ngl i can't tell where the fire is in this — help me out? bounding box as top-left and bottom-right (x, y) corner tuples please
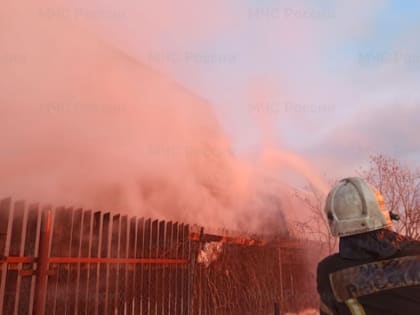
(197, 242), (224, 267)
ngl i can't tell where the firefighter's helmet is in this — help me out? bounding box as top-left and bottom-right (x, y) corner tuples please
(324, 177), (392, 237)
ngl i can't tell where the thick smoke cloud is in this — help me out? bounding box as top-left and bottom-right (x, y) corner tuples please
(0, 1), (328, 233)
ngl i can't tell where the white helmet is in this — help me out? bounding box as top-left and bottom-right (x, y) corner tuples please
(324, 177), (392, 237)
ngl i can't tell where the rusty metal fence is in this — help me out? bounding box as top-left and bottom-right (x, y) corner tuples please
(0, 198), (319, 314)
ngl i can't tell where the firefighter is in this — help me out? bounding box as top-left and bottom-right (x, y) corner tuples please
(317, 177), (420, 315)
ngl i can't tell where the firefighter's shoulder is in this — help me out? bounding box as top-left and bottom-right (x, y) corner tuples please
(317, 253), (347, 276)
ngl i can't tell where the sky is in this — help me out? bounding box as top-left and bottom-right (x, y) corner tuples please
(1, 0), (419, 230)
(71, 0), (420, 174)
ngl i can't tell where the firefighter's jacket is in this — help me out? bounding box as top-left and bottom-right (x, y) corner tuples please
(317, 229), (420, 315)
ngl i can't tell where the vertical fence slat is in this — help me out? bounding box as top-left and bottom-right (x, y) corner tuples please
(18, 203), (40, 315)
(7, 201), (25, 257)
(66, 208), (80, 313)
(0, 198), (12, 315)
(142, 219), (151, 314)
(177, 222), (183, 315)
(192, 237), (203, 315)
(98, 212), (111, 315)
(134, 218), (144, 314)
(67, 208), (83, 314)
(170, 222), (178, 314)
(0, 200), (12, 257)
(56, 207), (74, 314)
(157, 220), (165, 315)
(7, 201), (25, 315)
(77, 210), (92, 315)
(196, 257), (202, 315)
(163, 221), (172, 315)
(126, 217), (137, 314)
(33, 207), (52, 315)
(88, 211), (101, 315)
(150, 219), (158, 315)
(13, 201), (27, 315)
(182, 224), (190, 315)
(47, 207), (72, 314)
(39, 206), (54, 313)
(108, 214), (120, 314)
(3, 200), (25, 314)
(118, 215), (128, 314)
(176, 223), (183, 315)
(46, 207), (62, 314)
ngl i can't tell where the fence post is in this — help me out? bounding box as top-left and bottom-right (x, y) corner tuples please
(33, 209), (51, 315)
(188, 227), (203, 315)
(278, 247), (284, 312)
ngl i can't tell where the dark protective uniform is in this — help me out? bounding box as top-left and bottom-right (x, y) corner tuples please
(317, 229), (420, 315)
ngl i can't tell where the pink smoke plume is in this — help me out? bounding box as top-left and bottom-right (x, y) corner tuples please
(0, 1), (328, 233)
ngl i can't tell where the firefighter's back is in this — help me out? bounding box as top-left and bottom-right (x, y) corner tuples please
(317, 236), (420, 315)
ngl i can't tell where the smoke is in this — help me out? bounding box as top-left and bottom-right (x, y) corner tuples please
(0, 0), (328, 233)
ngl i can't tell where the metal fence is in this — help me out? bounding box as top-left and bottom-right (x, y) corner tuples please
(0, 198), (319, 315)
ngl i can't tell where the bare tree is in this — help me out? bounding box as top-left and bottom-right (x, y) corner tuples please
(360, 154), (420, 240)
(293, 183), (338, 254)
